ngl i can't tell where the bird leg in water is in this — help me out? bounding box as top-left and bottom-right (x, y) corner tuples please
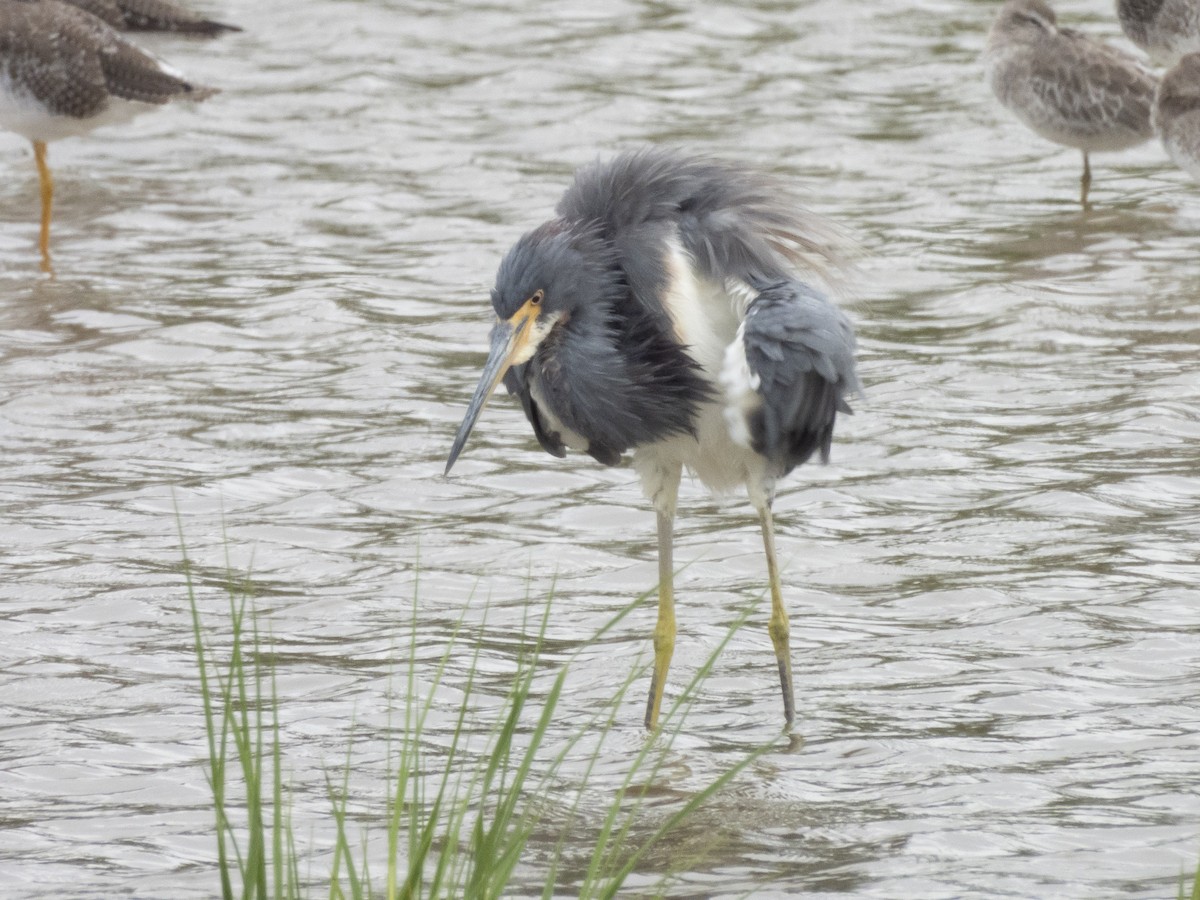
(33, 140), (54, 274)
(758, 502), (796, 727)
(1080, 151), (1092, 209)
(644, 507), (676, 730)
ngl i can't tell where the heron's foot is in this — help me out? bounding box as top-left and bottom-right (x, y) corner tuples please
(644, 624), (675, 730)
(768, 612), (794, 728)
(644, 672), (663, 730)
(777, 655), (795, 728)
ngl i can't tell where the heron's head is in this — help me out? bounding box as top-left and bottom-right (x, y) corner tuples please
(444, 221), (619, 474)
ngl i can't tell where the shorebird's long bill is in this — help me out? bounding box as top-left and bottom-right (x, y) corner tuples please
(444, 317), (528, 474)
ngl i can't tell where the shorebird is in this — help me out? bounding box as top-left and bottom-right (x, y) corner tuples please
(0, 0), (218, 272)
(1118, 0), (1200, 67)
(60, 0), (239, 36)
(1154, 52), (1200, 178)
(984, 0), (1158, 206)
(444, 149), (861, 730)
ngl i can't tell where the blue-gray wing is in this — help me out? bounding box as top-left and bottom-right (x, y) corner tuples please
(503, 364), (567, 459)
(558, 148), (843, 290)
(731, 281), (860, 478)
(525, 300), (712, 467)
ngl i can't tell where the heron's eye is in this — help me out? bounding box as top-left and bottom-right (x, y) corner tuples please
(530, 290), (544, 306)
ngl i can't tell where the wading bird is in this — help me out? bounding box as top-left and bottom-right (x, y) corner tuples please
(1154, 52), (1200, 179)
(444, 149), (861, 730)
(1118, 0), (1200, 68)
(0, 0), (217, 272)
(59, 0), (239, 35)
(983, 0), (1157, 207)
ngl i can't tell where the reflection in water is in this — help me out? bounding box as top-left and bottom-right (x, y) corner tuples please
(0, 0), (1198, 897)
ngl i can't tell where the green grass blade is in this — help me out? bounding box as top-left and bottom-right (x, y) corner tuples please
(179, 515), (236, 900)
(1181, 850), (1200, 900)
(184, 531), (766, 900)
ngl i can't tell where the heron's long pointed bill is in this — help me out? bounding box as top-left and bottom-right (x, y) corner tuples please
(444, 317), (527, 474)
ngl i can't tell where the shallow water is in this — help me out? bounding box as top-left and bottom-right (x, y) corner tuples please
(1, 0), (1198, 896)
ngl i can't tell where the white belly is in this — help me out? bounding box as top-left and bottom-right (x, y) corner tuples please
(637, 398), (767, 495)
(632, 240), (769, 503)
(0, 73), (148, 143)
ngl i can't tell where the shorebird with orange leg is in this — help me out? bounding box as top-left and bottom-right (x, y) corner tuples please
(0, 0), (219, 272)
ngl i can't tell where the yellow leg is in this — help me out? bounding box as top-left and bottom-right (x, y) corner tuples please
(1080, 151), (1092, 210)
(644, 508), (676, 730)
(758, 503), (795, 727)
(33, 140), (54, 274)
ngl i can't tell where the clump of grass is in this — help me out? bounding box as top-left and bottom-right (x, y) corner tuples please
(182, 538), (775, 899)
(1182, 852), (1200, 900)
(183, 541), (298, 899)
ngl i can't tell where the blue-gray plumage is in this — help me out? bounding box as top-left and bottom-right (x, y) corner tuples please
(445, 148), (861, 730)
(492, 220), (711, 465)
(742, 281), (858, 478)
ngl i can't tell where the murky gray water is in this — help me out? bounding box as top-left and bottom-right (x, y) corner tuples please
(1, 0), (1198, 896)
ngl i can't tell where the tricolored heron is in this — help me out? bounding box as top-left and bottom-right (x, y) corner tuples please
(445, 148), (861, 730)
(983, 0), (1156, 208)
(0, 0), (219, 272)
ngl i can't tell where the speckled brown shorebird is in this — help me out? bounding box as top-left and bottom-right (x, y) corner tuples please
(983, 0), (1158, 206)
(0, 0), (218, 272)
(1118, 0), (1200, 68)
(1154, 52), (1200, 178)
(59, 0), (239, 36)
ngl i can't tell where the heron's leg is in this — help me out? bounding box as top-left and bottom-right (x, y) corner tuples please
(1080, 151), (1092, 209)
(757, 500), (795, 727)
(33, 140), (53, 274)
(641, 459), (681, 731)
(644, 508), (676, 730)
